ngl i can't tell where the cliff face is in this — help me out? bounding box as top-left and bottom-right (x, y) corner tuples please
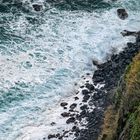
(98, 52), (140, 140)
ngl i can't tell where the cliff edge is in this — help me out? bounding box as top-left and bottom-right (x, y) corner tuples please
(98, 51), (140, 140)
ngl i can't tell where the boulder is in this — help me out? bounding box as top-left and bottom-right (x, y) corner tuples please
(117, 8), (128, 20)
(32, 4), (42, 11)
(60, 102), (68, 107)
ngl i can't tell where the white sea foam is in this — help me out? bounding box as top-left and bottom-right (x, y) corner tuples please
(0, 0), (140, 139)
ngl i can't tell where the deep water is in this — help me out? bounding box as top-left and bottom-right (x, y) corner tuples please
(0, 0), (140, 139)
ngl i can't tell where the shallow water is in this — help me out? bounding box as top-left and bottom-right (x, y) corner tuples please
(0, 0), (140, 139)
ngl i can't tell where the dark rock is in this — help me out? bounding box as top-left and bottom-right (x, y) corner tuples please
(56, 133), (60, 137)
(70, 113), (76, 117)
(32, 4), (42, 11)
(74, 96), (79, 100)
(117, 8), (128, 20)
(121, 30), (137, 37)
(60, 102), (68, 107)
(70, 103), (77, 110)
(85, 83), (95, 91)
(58, 131), (69, 139)
(76, 91), (79, 94)
(80, 105), (88, 110)
(48, 134), (56, 139)
(86, 73), (90, 75)
(69, 109), (74, 112)
(92, 59), (101, 68)
(80, 110), (87, 118)
(74, 132), (79, 137)
(72, 126), (77, 130)
(82, 89), (89, 95)
(93, 90), (105, 100)
(61, 112), (70, 117)
(93, 76), (104, 83)
(82, 94), (90, 102)
(66, 117), (75, 124)
(50, 122), (56, 126)
(88, 101), (94, 106)
(80, 85), (84, 88)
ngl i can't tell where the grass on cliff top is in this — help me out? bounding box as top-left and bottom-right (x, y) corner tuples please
(98, 52), (140, 140)
(125, 52), (140, 140)
(125, 52), (140, 97)
(128, 105), (140, 140)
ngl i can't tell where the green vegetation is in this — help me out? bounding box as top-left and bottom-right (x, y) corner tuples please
(98, 52), (140, 140)
(124, 53), (140, 140)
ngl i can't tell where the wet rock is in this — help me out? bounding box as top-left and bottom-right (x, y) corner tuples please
(60, 102), (68, 107)
(48, 134), (56, 139)
(74, 96), (79, 100)
(93, 76), (104, 83)
(70, 103), (77, 110)
(82, 89), (89, 95)
(72, 126), (80, 134)
(79, 110), (87, 118)
(93, 90), (104, 100)
(74, 132), (79, 137)
(70, 113), (76, 117)
(121, 30), (137, 37)
(80, 105), (88, 110)
(76, 91), (79, 94)
(69, 109), (74, 112)
(72, 126), (77, 130)
(92, 59), (101, 68)
(61, 112), (70, 117)
(88, 101), (94, 106)
(50, 122), (56, 126)
(66, 117), (75, 124)
(56, 133), (60, 138)
(85, 83), (95, 91)
(117, 8), (128, 20)
(58, 131), (69, 139)
(82, 94), (90, 102)
(80, 85), (84, 88)
(32, 4), (42, 11)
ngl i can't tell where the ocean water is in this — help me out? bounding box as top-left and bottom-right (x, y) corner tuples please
(0, 0), (140, 139)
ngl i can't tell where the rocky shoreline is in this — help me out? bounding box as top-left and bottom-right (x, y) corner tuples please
(98, 35), (140, 140)
(47, 31), (140, 140)
(43, 6), (140, 139)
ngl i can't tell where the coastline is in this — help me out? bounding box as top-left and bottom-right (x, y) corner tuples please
(98, 37), (140, 140)
(0, 1), (140, 139)
(47, 32), (140, 140)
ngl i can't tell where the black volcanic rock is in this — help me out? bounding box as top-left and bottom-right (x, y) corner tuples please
(117, 8), (128, 20)
(48, 134), (56, 139)
(32, 4), (42, 11)
(61, 112), (70, 117)
(82, 89), (89, 95)
(70, 103), (77, 110)
(82, 94), (90, 102)
(60, 102), (68, 107)
(85, 83), (95, 91)
(66, 117), (75, 124)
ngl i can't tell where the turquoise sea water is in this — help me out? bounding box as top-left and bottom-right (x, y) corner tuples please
(0, 0), (140, 139)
